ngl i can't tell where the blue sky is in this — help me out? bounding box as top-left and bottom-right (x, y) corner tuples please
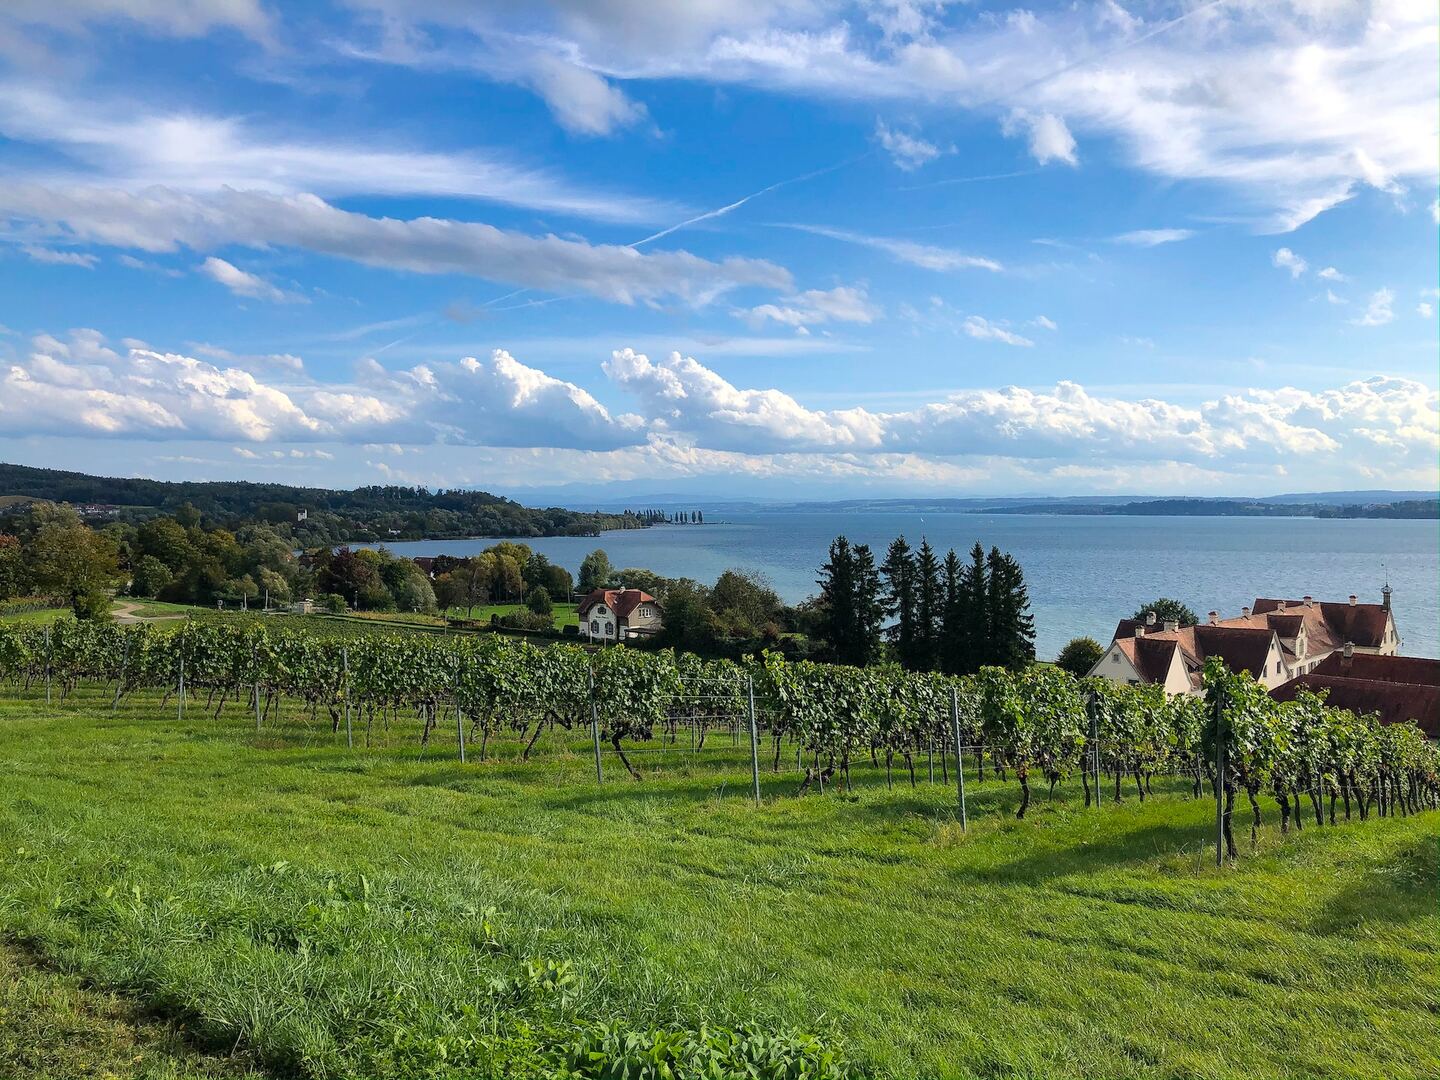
(0, 0), (1435, 500)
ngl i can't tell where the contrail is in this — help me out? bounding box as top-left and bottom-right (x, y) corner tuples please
(899, 168), (1041, 192)
(631, 155), (867, 248)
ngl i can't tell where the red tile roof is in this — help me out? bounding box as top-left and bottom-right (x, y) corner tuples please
(578, 588), (658, 619)
(1311, 652), (1440, 685)
(1272, 675), (1440, 739)
(1251, 598), (1390, 649)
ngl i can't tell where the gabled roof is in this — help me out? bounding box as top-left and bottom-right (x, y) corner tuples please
(577, 588), (658, 619)
(1311, 652), (1440, 685)
(1113, 635), (1183, 684)
(1272, 675), (1440, 739)
(1251, 598), (1389, 649)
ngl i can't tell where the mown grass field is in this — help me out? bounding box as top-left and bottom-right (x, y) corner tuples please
(0, 686), (1435, 1079)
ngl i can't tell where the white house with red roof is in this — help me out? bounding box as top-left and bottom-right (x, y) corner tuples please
(578, 588), (663, 642)
(1089, 588), (1400, 695)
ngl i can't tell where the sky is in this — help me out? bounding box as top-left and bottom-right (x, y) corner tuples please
(0, 0), (1436, 502)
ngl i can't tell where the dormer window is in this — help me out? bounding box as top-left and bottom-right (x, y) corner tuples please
(596, 605), (606, 615)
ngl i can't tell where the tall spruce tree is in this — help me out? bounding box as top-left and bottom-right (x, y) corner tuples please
(851, 542), (885, 667)
(881, 536), (919, 668)
(954, 541), (989, 674)
(985, 546), (1036, 669)
(939, 547), (964, 675)
(915, 539), (943, 671)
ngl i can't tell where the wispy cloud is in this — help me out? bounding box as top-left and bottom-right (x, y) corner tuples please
(781, 224), (1001, 272)
(1113, 229), (1194, 247)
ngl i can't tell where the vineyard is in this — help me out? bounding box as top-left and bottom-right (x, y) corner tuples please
(3, 617), (1436, 857)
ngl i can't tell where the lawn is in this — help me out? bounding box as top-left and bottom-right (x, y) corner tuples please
(443, 601), (581, 626)
(0, 687), (1435, 1079)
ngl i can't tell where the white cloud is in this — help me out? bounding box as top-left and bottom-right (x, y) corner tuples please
(381, 1), (1437, 231)
(522, 53), (649, 136)
(1032, 315), (1058, 331)
(0, 0), (269, 41)
(1351, 288), (1395, 327)
(0, 330), (645, 451)
(190, 343), (305, 372)
(962, 316), (1033, 347)
(744, 284), (880, 331)
(1324, 289), (1346, 305)
(783, 223), (1001, 272)
(874, 120), (943, 171)
(1417, 302), (1433, 319)
(1002, 109), (1077, 166)
(198, 257), (303, 303)
(0, 83), (675, 225)
(602, 347), (1437, 475)
(1272, 247), (1308, 278)
(1317, 266), (1347, 281)
(1113, 229), (1195, 247)
(20, 245), (97, 268)
(117, 253), (183, 277)
(0, 185), (791, 306)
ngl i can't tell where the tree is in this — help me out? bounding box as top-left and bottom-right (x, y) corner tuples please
(947, 542), (989, 675)
(1131, 597), (1199, 628)
(1056, 636), (1104, 677)
(915, 539), (942, 671)
(939, 548), (963, 675)
(985, 546), (1036, 669)
(710, 568), (780, 638)
(881, 537), (918, 668)
(526, 586), (553, 616)
(817, 536), (884, 667)
(0, 534), (27, 600)
(26, 506), (119, 614)
(613, 567), (670, 599)
(131, 554), (173, 599)
(578, 549), (614, 593)
(654, 578), (721, 653)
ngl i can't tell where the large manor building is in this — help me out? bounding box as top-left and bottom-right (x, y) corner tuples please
(1088, 589), (1399, 695)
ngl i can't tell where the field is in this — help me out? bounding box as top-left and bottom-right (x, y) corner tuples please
(0, 685), (1435, 1080)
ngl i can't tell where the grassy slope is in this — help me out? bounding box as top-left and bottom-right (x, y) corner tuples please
(0, 689), (1435, 1079)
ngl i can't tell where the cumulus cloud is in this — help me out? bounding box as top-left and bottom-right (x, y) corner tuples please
(783, 224), (1001, 272)
(1002, 109), (1078, 166)
(0, 330), (644, 450)
(198, 257), (303, 303)
(1419, 302), (1434, 318)
(20, 245), (98, 268)
(962, 316), (1033, 347)
(1113, 229), (1195, 247)
(1351, 288), (1395, 326)
(601, 347), (1437, 475)
(744, 284), (880, 331)
(874, 120), (944, 170)
(1272, 247), (1308, 278)
(1317, 266), (1347, 281)
(0, 185), (790, 306)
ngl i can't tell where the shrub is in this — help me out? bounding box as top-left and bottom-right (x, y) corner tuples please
(526, 586), (554, 616)
(1056, 636), (1104, 677)
(498, 610), (556, 632)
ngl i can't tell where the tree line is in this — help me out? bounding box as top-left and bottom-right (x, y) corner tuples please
(814, 535), (1035, 673)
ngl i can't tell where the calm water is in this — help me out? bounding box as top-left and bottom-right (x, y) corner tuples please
(366, 513), (1440, 660)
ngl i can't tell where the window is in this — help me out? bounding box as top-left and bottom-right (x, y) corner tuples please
(639, 605), (651, 617)
(1275, 661), (1282, 674)
(590, 621), (599, 634)
(604, 623), (614, 635)
(1110, 653), (1119, 663)
(596, 605), (606, 615)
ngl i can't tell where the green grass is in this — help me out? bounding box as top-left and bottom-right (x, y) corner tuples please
(0, 687), (1435, 1079)
(0, 607), (71, 626)
(443, 601), (581, 626)
(0, 943), (264, 1079)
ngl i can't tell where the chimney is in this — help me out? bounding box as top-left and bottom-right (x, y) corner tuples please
(1382, 584), (1392, 612)
(1135, 625), (1145, 638)
(1163, 619), (1179, 633)
(1241, 606), (1251, 618)
(1341, 641), (1354, 672)
(1348, 594), (1357, 606)
(1302, 595), (1313, 607)
(1277, 599), (1287, 613)
(1208, 611), (1219, 625)
(1145, 610), (1157, 626)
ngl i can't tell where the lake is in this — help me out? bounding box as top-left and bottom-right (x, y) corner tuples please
(363, 513), (1440, 660)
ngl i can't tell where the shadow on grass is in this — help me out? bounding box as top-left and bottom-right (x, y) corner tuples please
(1307, 828), (1440, 936)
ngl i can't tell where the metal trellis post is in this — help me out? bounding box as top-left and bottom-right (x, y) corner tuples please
(1214, 686), (1225, 867)
(589, 667), (603, 783)
(747, 675), (761, 806)
(951, 686), (968, 831)
(342, 646), (352, 749)
(44, 625), (51, 705)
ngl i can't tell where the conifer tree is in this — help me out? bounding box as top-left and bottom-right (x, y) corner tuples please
(881, 536), (918, 668)
(985, 546), (1036, 669)
(915, 539), (943, 671)
(939, 547), (964, 674)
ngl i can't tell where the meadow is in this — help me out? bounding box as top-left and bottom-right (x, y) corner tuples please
(0, 684), (1435, 1080)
